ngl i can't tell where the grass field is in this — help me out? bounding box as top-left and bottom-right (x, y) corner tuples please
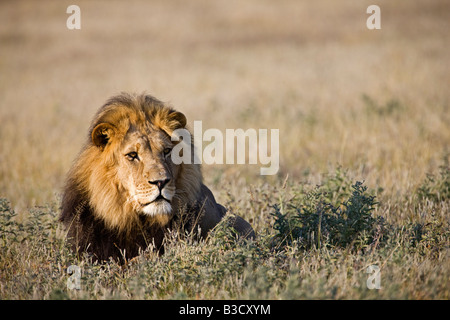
(0, 0), (449, 299)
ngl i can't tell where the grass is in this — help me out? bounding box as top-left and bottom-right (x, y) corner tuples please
(0, 167), (448, 299)
(0, 0), (449, 299)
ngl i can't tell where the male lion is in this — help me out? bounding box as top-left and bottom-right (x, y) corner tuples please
(60, 93), (255, 261)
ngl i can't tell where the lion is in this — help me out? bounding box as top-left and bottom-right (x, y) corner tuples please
(60, 93), (255, 261)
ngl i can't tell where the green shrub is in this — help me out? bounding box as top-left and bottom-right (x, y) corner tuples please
(271, 170), (383, 251)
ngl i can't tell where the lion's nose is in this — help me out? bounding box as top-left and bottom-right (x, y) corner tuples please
(148, 179), (170, 190)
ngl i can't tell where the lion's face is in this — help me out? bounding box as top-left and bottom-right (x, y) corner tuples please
(117, 128), (178, 219)
(87, 98), (194, 228)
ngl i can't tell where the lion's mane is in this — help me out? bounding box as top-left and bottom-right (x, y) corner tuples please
(60, 93), (204, 261)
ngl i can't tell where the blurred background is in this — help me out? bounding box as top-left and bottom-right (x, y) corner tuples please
(0, 0), (448, 211)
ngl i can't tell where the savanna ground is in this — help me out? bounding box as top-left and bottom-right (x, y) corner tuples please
(0, 0), (449, 299)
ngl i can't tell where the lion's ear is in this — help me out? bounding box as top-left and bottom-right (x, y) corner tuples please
(160, 111), (187, 134)
(167, 111), (187, 129)
(92, 123), (116, 149)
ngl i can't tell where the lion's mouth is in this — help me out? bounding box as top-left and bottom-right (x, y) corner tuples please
(140, 193), (173, 217)
(142, 195), (171, 207)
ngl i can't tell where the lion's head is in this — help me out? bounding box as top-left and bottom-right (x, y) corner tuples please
(63, 93), (201, 236)
(61, 93), (254, 261)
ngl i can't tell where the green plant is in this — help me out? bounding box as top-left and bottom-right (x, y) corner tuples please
(271, 170), (383, 251)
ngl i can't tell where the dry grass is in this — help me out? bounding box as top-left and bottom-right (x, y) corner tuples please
(0, 0), (448, 300)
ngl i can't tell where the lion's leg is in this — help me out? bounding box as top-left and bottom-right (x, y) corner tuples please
(229, 215), (256, 240)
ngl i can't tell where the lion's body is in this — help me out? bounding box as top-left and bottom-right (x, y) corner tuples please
(60, 93), (254, 261)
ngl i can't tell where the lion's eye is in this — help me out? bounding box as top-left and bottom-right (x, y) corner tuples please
(163, 148), (172, 156)
(126, 152), (139, 161)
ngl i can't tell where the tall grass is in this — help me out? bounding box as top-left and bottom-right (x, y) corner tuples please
(0, 0), (449, 299)
(0, 167), (448, 299)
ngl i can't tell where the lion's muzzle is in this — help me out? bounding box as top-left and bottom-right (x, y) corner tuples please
(134, 178), (175, 218)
